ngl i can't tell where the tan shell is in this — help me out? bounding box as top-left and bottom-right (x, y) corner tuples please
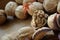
(47, 13), (60, 30)
(43, 0), (58, 13)
(31, 10), (48, 29)
(5, 1), (17, 16)
(57, 1), (60, 14)
(15, 5), (27, 20)
(1, 27), (35, 40)
(18, 27), (35, 40)
(0, 10), (6, 25)
(28, 2), (43, 15)
(32, 27), (54, 40)
(15, 0), (23, 4)
(47, 14), (56, 30)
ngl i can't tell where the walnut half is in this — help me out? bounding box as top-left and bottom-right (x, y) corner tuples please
(31, 10), (48, 29)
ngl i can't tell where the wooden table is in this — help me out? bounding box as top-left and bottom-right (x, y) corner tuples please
(0, 17), (31, 39)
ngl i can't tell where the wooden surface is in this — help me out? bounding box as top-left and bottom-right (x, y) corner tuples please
(0, 17), (31, 39)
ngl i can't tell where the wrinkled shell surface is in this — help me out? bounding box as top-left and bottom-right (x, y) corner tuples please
(28, 2), (43, 15)
(5, 1), (17, 16)
(31, 10), (48, 29)
(0, 10), (6, 24)
(18, 27), (35, 40)
(43, 0), (58, 13)
(15, 5), (27, 20)
(1, 27), (35, 40)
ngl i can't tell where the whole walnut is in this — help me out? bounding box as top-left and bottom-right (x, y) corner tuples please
(27, 2), (43, 16)
(47, 13), (60, 30)
(31, 10), (48, 29)
(43, 0), (59, 13)
(15, 5), (27, 20)
(5, 1), (17, 16)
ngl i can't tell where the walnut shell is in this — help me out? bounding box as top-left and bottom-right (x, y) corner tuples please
(43, 0), (58, 13)
(32, 27), (54, 40)
(18, 27), (35, 40)
(27, 2), (43, 15)
(1, 27), (35, 40)
(5, 1), (17, 16)
(0, 10), (6, 25)
(57, 1), (60, 14)
(15, 5), (27, 20)
(47, 13), (60, 30)
(31, 10), (48, 29)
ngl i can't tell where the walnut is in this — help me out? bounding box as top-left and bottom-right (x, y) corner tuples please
(15, 5), (27, 20)
(5, 1), (17, 16)
(31, 10), (48, 29)
(27, 2), (43, 16)
(32, 27), (54, 40)
(47, 13), (60, 30)
(43, 0), (59, 13)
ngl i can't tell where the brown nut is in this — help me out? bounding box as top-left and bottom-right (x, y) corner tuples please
(15, 5), (27, 20)
(0, 10), (6, 25)
(43, 0), (58, 13)
(1, 27), (35, 40)
(47, 13), (60, 30)
(32, 27), (54, 40)
(27, 2), (43, 15)
(5, 1), (17, 16)
(31, 10), (48, 29)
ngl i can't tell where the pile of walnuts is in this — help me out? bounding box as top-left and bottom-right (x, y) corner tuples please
(0, 0), (60, 40)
